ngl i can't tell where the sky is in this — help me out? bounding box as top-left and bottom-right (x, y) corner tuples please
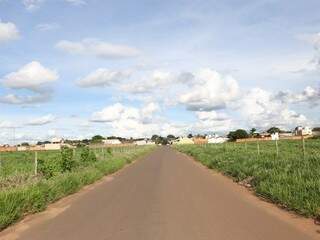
(0, 0), (320, 144)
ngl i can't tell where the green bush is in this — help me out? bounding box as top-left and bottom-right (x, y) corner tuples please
(61, 147), (76, 172)
(80, 147), (97, 164)
(38, 158), (62, 179)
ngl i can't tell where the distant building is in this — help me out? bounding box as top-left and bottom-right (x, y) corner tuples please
(17, 146), (28, 151)
(103, 139), (122, 145)
(44, 143), (61, 151)
(295, 126), (312, 136)
(206, 134), (228, 144)
(193, 137), (208, 145)
(173, 137), (194, 145)
(51, 137), (64, 144)
(312, 128), (320, 136)
(44, 137), (64, 150)
(271, 132), (279, 141)
(134, 139), (155, 145)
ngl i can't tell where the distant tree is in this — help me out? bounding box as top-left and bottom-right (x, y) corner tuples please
(21, 142), (29, 146)
(227, 129), (249, 141)
(187, 133), (193, 138)
(167, 134), (176, 140)
(151, 135), (159, 141)
(267, 127), (281, 134)
(37, 141), (50, 145)
(249, 128), (257, 136)
(312, 127), (320, 131)
(91, 135), (105, 144)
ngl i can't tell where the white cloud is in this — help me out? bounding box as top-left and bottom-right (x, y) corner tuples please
(0, 61), (58, 105)
(65, 0), (86, 5)
(2, 61), (58, 91)
(0, 21), (19, 43)
(240, 88), (309, 130)
(22, 0), (44, 11)
(179, 68), (240, 111)
(26, 114), (55, 126)
(121, 71), (173, 93)
(275, 86), (320, 106)
(35, 23), (60, 31)
(0, 120), (13, 128)
(56, 39), (141, 59)
(0, 93), (52, 105)
(90, 102), (180, 138)
(77, 68), (131, 88)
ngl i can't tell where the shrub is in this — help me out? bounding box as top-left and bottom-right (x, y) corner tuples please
(38, 158), (62, 179)
(80, 147), (97, 164)
(60, 147), (76, 172)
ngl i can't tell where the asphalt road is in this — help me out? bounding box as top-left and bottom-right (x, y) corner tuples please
(3, 147), (318, 240)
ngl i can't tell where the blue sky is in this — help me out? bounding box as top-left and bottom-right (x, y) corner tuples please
(0, 0), (320, 143)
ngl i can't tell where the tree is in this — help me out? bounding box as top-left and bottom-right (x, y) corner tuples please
(267, 127), (281, 134)
(151, 135), (159, 141)
(249, 128), (257, 136)
(167, 134), (176, 140)
(91, 135), (105, 144)
(187, 133), (193, 138)
(227, 129), (249, 141)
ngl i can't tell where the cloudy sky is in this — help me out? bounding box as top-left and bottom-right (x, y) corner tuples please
(0, 0), (320, 144)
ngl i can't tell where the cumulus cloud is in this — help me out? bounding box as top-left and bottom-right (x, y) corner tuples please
(240, 88), (309, 129)
(0, 120), (13, 128)
(77, 68), (131, 88)
(26, 114), (55, 126)
(274, 86), (320, 106)
(90, 102), (178, 138)
(0, 21), (19, 43)
(0, 93), (52, 105)
(0, 61), (58, 105)
(56, 39), (141, 59)
(35, 23), (60, 31)
(22, 0), (44, 11)
(2, 61), (58, 91)
(121, 71), (173, 93)
(179, 69), (240, 111)
(65, 0), (86, 5)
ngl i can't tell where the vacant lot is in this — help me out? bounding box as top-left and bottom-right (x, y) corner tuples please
(0, 145), (155, 230)
(174, 139), (320, 218)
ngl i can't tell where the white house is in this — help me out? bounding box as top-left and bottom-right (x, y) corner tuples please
(103, 139), (122, 145)
(295, 126), (312, 136)
(44, 137), (64, 150)
(173, 137), (194, 145)
(271, 132), (279, 140)
(206, 134), (228, 144)
(17, 146), (28, 151)
(44, 143), (61, 150)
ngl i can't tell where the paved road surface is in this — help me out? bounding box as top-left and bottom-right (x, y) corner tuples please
(3, 147), (318, 240)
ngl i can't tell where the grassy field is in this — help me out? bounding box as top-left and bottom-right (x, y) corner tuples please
(0, 145), (156, 230)
(174, 139), (320, 219)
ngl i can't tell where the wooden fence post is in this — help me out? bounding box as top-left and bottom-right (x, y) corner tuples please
(257, 141), (260, 155)
(34, 151), (38, 175)
(302, 135), (306, 159)
(275, 140), (279, 157)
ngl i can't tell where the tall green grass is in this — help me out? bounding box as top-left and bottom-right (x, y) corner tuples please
(0, 145), (155, 230)
(174, 139), (320, 218)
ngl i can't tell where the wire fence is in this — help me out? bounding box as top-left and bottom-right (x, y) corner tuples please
(0, 145), (149, 184)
